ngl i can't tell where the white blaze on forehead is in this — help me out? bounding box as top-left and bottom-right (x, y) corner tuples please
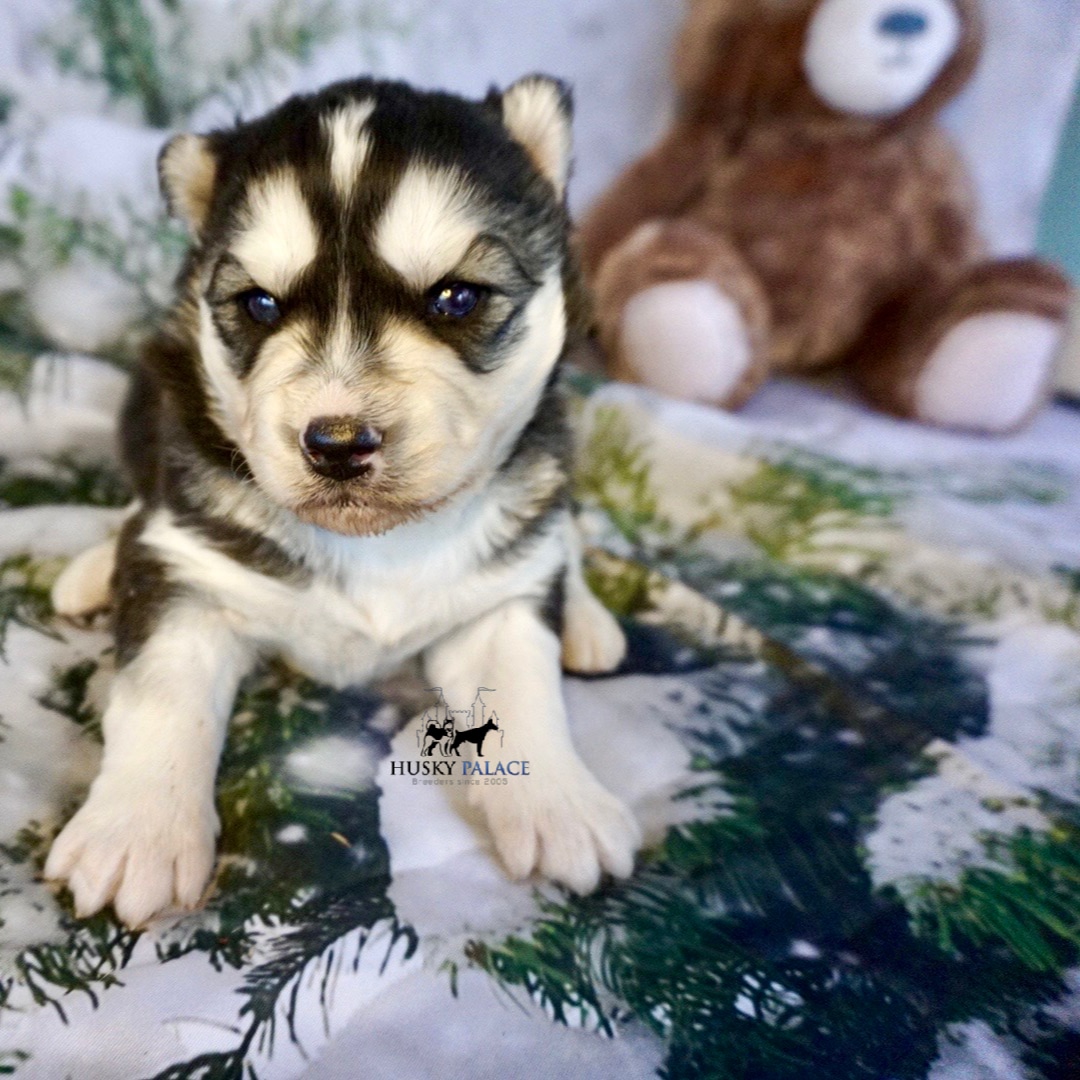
(322, 99), (376, 199)
(322, 294), (368, 383)
(232, 171), (319, 295)
(374, 164), (479, 289)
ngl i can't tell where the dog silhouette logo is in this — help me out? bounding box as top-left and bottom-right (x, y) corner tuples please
(450, 712), (500, 757)
(420, 715), (454, 756)
(414, 687), (506, 757)
(397, 688), (524, 780)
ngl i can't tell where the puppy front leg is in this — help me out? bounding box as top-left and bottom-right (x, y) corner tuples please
(424, 597), (641, 894)
(560, 515), (627, 674)
(45, 605), (254, 927)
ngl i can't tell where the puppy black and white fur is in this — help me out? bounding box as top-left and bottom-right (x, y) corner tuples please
(46, 74), (637, 928)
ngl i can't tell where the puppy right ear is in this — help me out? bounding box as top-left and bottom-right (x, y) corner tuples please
(158, 133), (217, 236)
(498, 75), (573, 199)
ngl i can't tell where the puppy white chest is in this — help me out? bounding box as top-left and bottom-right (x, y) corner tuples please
(142, 503), (563, 689)
(271, 565), (470, 685)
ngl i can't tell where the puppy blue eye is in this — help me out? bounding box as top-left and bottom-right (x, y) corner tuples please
(429, 282), (483, 318)
(241, 289), (282, 326)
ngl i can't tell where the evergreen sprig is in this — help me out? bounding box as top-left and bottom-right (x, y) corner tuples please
(149, 903), (416, 1080)
(43, 0), (349, 127)
(907, 825), (1080, 973)
(575, 407), (665, 548)
(15, 913), (140, 1021)
(726, 451), (894, 564)
(0, 454), (129, 509)
(0, 1050), (29, 1075)
(0, 555), (61, 659)
(38, 657), (102, 737)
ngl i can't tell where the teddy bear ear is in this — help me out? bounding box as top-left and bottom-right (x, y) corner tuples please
(498, 75), (573, 199)
(158, 133), (218, 236)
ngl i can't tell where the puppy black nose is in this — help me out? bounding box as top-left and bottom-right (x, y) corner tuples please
(879, 9), (928, 37)
(301, 417), (383, 481)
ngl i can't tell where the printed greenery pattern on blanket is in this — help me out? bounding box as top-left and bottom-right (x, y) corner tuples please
(1, 2), (1080, 1077)
(1, 375), (1080, 1078)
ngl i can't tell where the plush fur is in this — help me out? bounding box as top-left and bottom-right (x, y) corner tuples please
(578, 0), (1072, 432)
(46, 75), (636, 928)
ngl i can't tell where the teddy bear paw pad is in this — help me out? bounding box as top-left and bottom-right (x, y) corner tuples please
(914, 311), (1063, 432)
(619, 280), (753, 406)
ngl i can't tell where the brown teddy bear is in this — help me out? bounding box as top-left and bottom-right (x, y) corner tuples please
(577, 0), (1072, 432)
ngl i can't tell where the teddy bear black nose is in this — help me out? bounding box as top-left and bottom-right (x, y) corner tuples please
(301, 417), (383, 481)
(879, 9), (929, 37)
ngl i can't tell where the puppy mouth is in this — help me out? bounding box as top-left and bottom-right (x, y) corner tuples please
(292, 497), (428, 536)
(291, 474), (475, 536)
(294, 482), (414, 524)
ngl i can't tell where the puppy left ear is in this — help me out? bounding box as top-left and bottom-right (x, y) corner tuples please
(158, 132), (218, 236)
(498, 75), (573, 199)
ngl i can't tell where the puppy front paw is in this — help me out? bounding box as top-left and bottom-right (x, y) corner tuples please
(477, 763), (641, 894)
(44, 776), (218, 928)
(51, 538), (117, 620)
(561, 590), (627, 674)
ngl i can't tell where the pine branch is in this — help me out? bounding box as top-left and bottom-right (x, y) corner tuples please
(15, 915), (140, 1021)
(42, 0), (351, 128)
(38, 658), (102, 737)
(0, 555), (61, 660)
(0, 292), (54, 399)
(725, 451), (894, 563)
(906, 825), (1080, 973)
(78, 0), (172, 126)
(149, 900), (416, 1080)
(0, 454), (129, 509)
(0, 1051), (30, 1076)
(574, 407), (664, 547)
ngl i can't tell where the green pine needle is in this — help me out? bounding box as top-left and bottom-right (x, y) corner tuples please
(908, 826), (1080, 973)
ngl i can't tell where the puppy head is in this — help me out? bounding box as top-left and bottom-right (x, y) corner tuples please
(160, 75), (574, 536)
(674, 0), (982, 127)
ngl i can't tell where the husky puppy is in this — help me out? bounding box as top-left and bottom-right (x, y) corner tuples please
(46, 75), (638, 928)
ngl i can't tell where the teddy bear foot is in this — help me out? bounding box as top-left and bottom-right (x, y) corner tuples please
(616, 280), (757, 407)
(913, 311), (1063, 433)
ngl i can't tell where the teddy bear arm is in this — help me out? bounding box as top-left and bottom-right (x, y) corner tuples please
(847, 257), (1071, 433)
(576, 123), (717, 276)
